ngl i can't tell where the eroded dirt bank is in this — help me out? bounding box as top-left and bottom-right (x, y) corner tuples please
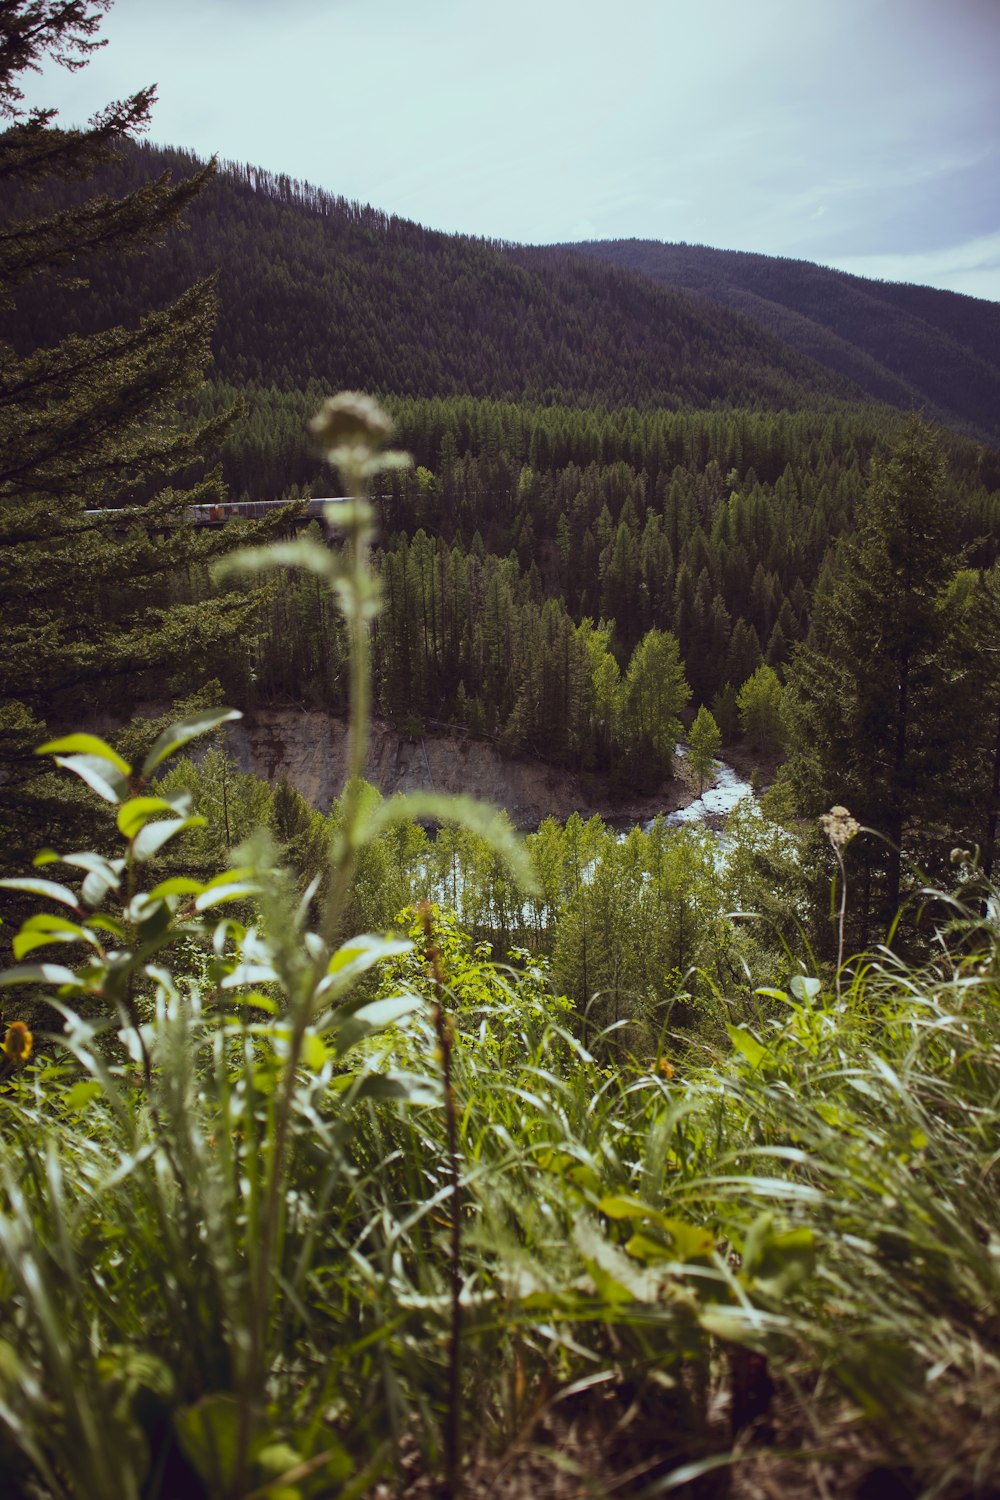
(226, 708), (699, 829)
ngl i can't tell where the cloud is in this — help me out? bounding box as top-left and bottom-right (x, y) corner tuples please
(826, 229), (1000, 301)
(15, 0), (999, 299)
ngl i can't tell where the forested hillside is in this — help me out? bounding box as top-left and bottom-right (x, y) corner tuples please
(0, 142), (859, 409)
(564, 238), (1000, 443)
(190, 393), (1000, 779)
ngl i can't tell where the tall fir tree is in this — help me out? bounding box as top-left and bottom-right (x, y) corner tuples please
(783, 418), (958, 934)
(0, 0), (290, 866)
(939, 563), (1000, 879)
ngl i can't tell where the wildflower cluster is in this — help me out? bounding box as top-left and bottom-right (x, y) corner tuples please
(820, 804), (859, 851)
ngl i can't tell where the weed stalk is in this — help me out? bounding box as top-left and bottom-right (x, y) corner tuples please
(419, 900), (463, 1498)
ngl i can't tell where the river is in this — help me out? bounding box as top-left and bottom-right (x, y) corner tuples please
(656, 748), (756, 831)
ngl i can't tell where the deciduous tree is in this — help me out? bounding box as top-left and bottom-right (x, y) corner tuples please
(687, 704), (722, 793)
(737, 665), (784, 756)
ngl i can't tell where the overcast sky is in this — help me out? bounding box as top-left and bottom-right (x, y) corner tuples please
(21, 0), (1000, 300)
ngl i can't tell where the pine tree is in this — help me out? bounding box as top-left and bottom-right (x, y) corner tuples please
(939, 563), (1000, 878)
(710, 681), (740, 745)
(0, 1), (289, 866)
(783, 418), (958, 928)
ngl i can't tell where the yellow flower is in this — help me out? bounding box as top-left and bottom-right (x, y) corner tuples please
(656, 1056), (675, 1079)
(3, 1021), (33, 1065)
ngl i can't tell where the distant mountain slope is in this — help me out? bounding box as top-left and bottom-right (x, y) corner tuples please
(1, 143), (859, 413)
(560, 240), (1000, 443)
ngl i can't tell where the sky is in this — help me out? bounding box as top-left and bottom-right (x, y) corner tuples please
(20, 0), (1000, 301)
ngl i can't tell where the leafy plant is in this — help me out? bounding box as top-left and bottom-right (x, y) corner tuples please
(0, 395), (534, 1499)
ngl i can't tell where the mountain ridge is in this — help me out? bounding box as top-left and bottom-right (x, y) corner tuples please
(5, 141), (998, 444)
(0, 143), (870, 415)
(558, 238), (1000, 443)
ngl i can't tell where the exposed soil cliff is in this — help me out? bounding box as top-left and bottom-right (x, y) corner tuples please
(225, 708), (698, 829)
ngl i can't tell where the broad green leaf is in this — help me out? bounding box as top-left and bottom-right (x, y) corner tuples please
(26, 852), (124, 909)
(302, 1032), (328, 1071)
(536, 1149), (575, 1174)
(726, 1024), (770, 1069)
(195, 879), (259, 911)
(0, 876), (79, 909)
(13, 914), (97, 961)
(566, 1162), (602, 1195)
(133, 815), (205, 862)
(80, 873), (110, 909)
(221, 962), (279, 989)
(57, 852), (126, 878)
(117, 796), (181, 838)
(598, 1194), (665, 1223)
(253, 1442), (305, 1497)
(88, 914), (125, 940)
(624, 1223), (714, 1263)
(660, 1219), (716, 1261)
(203, 866), (255, 889)
(37, 734), (131, 776)
(743, 1213), (816, 1295)
(327, 933), (412, 975)
(790, 974), (822, 1003)
(141, 707), (242, 778)
(0, 962), (80, 988)
(574, 1216), (660, 1304)
(317, 934), (413, 1001)
(51, 753), (128, 803)
(350, 994), (421, 1029)
(146, 876), (206, 899)
(65, 1080), (103, 1110)
(137, 899), (172, 943)
(230, 991), (280, 1015)
(329, 994), (419, 1055)
(625, 1231), (672, 1264)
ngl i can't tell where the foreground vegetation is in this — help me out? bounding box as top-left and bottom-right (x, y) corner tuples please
(3, 727), (1000, 1498)
(2, 400), (999, 1500)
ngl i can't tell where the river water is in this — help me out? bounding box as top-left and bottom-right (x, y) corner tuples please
(656, 749), (755, 831)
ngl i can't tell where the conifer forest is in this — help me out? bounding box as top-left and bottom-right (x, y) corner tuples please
(2, 5), (1000, 1498)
